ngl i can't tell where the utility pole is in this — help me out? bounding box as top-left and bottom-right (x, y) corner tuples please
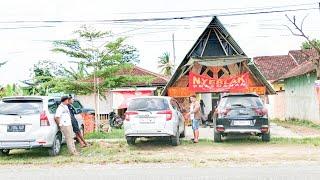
(172, 33), (176, 70)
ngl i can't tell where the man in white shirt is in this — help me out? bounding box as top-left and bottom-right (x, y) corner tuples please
(55, 96), (78, 155)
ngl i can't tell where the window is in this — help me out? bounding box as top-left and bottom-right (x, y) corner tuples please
(219, 96), (263, 108)
(127, 98), (169, 111)
(72, 100), (83, 109)
(0, 100), (43, 115)
(48, 99), (58, 114)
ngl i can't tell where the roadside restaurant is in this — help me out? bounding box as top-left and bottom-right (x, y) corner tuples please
(162, 16), (275, 123)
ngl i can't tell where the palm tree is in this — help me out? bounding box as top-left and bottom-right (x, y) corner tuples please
(158, 52), (174, 76)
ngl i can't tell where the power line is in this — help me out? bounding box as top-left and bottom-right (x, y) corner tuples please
(0, 7), (317, 24)
(114, 2), (317, 15)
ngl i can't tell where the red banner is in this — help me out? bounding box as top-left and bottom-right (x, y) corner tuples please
(188, 72), (250, 92)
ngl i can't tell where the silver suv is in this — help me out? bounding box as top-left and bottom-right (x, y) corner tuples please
(0, 96), (84, 156)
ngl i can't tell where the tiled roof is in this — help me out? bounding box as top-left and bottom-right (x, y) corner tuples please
(253, 55), (297, 82)
(289, 49), (319, 65)
(280, 61), (316, 79)
(117, 66), (169, 86)
(254, 49), (319, 82)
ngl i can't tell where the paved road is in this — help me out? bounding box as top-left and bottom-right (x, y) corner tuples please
(1, 165), (319, 180)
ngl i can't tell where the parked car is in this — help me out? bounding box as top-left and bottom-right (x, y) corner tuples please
(124, 96), (185, 146)
(213, 93), (270, 142)
(0, 96), (84, 156)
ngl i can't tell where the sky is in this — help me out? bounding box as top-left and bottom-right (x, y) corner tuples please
(0, 0), (319, 85)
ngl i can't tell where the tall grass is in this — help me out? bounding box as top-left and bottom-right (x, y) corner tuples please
(84, 128), (124, 139)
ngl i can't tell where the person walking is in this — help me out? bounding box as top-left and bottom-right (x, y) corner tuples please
(189, 95), (201, 143)
(54, 96), (79, 155)
(68, 96), (88, 148)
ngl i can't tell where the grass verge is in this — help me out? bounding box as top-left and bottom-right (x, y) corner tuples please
(272, 118), (320, 131)
(84, 128), (124, 139)
(1, 136), (320, 165)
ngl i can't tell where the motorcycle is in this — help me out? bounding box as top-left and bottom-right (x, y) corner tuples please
(109, 112), (124, 129)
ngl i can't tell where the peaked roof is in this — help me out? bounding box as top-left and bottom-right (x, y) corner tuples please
(118, 66), (169, 87)
(254, 55), (297, 82)
(254, 49), (318, 82)
(162, 16), (275, 95)
(280, 61), (315, 80)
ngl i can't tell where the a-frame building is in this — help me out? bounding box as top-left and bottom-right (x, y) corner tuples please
(162, 16), (275, 114)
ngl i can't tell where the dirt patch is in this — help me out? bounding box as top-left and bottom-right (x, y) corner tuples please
(124, 139), (320, 167)
(278, 124), (320, 137)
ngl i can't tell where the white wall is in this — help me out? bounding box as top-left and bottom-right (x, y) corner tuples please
(285, 73), (319, 122)
(76, 91), (112, 115)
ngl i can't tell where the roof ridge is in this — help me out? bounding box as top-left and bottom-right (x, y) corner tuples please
(134, 66), (169, 81)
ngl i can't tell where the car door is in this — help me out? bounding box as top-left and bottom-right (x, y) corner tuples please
(170, 99), (184, 133)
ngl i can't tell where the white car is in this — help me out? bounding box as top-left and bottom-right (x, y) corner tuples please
(0, 96), (84, 156)
(124, 96), (185, 146)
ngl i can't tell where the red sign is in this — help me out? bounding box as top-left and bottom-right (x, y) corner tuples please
(188, 72), (249, 92)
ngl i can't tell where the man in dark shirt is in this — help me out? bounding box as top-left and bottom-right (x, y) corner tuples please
(68, 96), (88, 148)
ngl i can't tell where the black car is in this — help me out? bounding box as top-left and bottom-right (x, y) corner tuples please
(213, 93), (270, 142)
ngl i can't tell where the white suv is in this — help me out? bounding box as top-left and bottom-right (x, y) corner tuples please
(124, 96), (185, 146)
(0, 96), (84, 156)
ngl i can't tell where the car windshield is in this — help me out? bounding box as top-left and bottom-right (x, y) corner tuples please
(0, 100), (43, 115)
(219, 96), (263, 108)
(127, 98), (169, 111)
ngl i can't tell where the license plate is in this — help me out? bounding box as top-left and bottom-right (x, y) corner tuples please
(233, 120), (251, 126)
(139, 119), (155, 124)
(7, 125), (25, 132)
(239, 110), (248, 115)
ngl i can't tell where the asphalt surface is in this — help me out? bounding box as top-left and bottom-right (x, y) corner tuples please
(1, 164), (320, 180)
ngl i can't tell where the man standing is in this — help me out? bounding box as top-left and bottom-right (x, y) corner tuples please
(189, 95), (201, 143)
(55, 96), (79, 155)
(68, 96), (88, 147)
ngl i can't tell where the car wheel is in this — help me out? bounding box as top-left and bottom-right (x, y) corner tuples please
(49, 133), (62, 156)
(126, 136), (136, 145)
(171, 127), (180, 146)
(214, 131), (222, 143)
(262, 132), (270, 142)
(179, 125), (186, 138)
(0, 149), (10, 156)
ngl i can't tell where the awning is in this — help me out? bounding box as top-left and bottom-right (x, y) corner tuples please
(185, 56), (249, 67)
(111, 88), (156, 109)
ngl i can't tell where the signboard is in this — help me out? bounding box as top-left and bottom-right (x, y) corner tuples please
(249, 86), (266, 95)
(168, 87), (195, 97)
(188, 72), (249, 92)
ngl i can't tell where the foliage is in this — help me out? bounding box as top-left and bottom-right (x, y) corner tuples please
(85, 129), (124, 139)
(50, 25), (148, 96)
(22, 60), (64, 96)
(158, 52), (174, 76)
(0, 84), (22, 98)
(301, 39), (320, 50)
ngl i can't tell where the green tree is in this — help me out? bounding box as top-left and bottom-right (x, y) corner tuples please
(22, 60), (64, 95)
(0, 84), (22, 98)
(51, 25), (147, 95)
(301, 39), (320, 50)
(158, 52), (174, 76)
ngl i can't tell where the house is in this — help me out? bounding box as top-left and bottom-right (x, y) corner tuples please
(75, 65), (168, 118)
(162, 16), (275, 117)
(254, 49), (319, 121)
